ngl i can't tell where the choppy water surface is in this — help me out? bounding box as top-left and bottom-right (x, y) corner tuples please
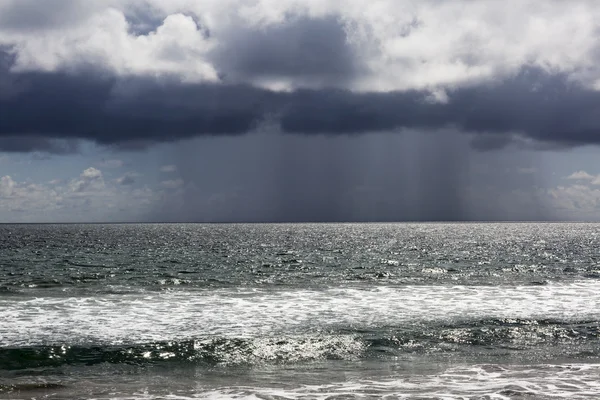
(1, 223), (600, 399)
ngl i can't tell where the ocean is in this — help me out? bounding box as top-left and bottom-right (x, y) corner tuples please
(1, 223), (600, 399)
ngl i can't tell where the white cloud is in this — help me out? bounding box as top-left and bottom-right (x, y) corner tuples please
(0, 167), (158, 222)
(565, 170), (600, 186)
(567, 170), (595, 180)
(81, 167), (102, 179)
(536, 171), (600, 218)
(0, 175), (63, 216)
(2, 8), (218, 82)
(160, 164), (177, 173)
(547, 184), (600, 218)
(115, 171), (140, 185)
(70, 167), (104, 193)
(2, 1), (600, 91)
(343, 0), (600, 91)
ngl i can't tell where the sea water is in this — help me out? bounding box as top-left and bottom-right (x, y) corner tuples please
(1, 223), (600, 399)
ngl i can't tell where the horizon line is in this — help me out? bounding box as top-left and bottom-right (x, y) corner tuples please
(0, 220), (596, 225)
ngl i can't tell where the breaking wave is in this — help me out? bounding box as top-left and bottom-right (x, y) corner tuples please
(3, 319), (600, 370)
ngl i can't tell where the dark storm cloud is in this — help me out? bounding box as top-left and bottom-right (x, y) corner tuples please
(212, 16), (359, 84)
(2, 46), (600, 153)
(0, 55), (275, 151)
(278, 68), (600, 149)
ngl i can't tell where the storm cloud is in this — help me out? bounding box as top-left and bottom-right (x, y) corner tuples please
(3, 0), (599, 222)
(211, 16), (361, 88)
(0, 1), (600, 152)
(1, 53), (600, 153)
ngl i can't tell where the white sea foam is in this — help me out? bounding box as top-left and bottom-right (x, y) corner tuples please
(1, 281), (600, 346)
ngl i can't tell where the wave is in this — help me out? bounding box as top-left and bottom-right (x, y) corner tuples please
(4, 282), (600, 348)
(2, 319), (600, 371)
(375, 318), (600, 353)
(0, 335), (365, 370)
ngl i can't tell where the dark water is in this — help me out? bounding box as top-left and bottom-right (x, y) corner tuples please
(1, 223), (600, 399)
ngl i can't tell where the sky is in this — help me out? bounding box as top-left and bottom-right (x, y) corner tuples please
(1, 0), (600, 222)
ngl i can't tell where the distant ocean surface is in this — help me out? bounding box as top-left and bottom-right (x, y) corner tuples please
(1, 223), (600, 399)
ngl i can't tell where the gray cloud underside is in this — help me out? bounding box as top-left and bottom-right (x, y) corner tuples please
(213, 17), (360, 85)
(1, 50), (599, 153)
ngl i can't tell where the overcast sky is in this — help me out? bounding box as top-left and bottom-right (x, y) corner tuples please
(2, 0), (600, 222)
